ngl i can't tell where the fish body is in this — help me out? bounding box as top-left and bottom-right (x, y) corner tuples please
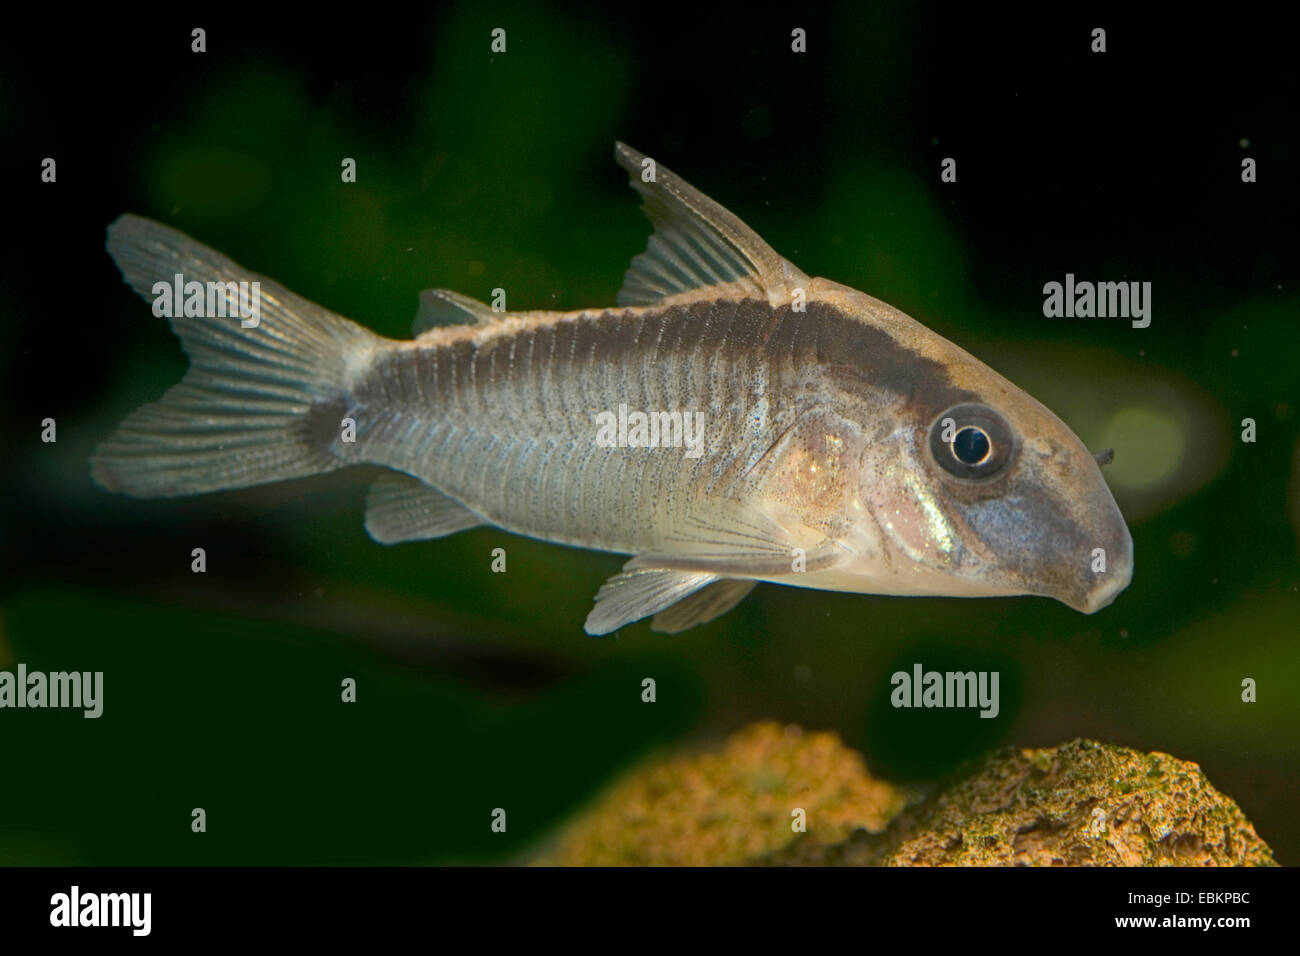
(94, 143), (1133, 633)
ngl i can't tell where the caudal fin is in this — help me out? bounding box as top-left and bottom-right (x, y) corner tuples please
(92, 214), (382, 497)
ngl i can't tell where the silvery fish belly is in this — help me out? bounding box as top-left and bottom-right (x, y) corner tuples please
(92, 143), (1133, 634)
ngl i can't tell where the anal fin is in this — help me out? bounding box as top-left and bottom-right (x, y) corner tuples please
(364, 472), (483, 544)
(651, 579), (757, 634)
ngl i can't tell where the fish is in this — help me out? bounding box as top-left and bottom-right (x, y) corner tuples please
(92, 142), (1133, 634)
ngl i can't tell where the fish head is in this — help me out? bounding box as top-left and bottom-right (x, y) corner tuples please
(889, 392), (1134, 613)
(819, 283), (1133, 613)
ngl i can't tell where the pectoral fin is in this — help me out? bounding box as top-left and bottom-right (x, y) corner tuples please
(637, 499), (846, 577)
(364, 472), (483, 544)
(584, 565), (719, 635)
(650, 579), (757, 634)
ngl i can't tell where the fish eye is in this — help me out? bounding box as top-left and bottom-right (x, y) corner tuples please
(953, 426), (990, 465)
(929, 404), (1017, 480)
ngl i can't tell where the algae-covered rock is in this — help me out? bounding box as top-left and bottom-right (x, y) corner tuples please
(542, 724), (1275, 866)
(768, 738), (1276, 866)
(539, 721), (906, 865)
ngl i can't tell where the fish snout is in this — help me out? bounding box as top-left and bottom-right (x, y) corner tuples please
(958, 451), (1135, 613)
(1076, 521), (1133, 613)
(1029, 433), (1134, 613)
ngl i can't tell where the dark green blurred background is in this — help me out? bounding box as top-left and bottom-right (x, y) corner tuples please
(2, 5), (1297, 864)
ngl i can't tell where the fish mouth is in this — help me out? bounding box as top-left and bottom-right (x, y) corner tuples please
(1073, 562), (1132, 613)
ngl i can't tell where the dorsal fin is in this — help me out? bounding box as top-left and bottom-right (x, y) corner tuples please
(412, 288), (500, 336)
(613, 141), (808, 308)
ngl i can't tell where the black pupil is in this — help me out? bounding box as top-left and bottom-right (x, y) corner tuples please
(953, 426), (990, 465)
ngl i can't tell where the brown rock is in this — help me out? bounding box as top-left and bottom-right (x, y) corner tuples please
(538, 720), (905, 866)
(767, 738), (1276, 867)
